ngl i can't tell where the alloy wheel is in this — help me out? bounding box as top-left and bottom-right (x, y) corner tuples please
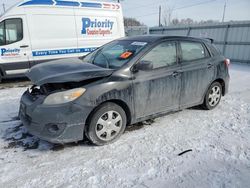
(208, 85), (221, 107)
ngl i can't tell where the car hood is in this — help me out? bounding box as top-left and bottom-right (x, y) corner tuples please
(26, 58), (114, 86)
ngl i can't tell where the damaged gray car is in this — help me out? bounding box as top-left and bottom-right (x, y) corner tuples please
(19, 35), (230, 145)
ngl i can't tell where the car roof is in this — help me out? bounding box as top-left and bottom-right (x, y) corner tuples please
(119, 35), (210, 43)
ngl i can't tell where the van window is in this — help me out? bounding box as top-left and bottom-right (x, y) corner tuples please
(141, 41), (177, 69)
(0, 18), (23, 46)
(180, 42), (206, 61)
(0, 21), (5, 45)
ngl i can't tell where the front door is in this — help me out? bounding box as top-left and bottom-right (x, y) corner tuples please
(0, 16), (31, 76)
(132, 41), (181, 119)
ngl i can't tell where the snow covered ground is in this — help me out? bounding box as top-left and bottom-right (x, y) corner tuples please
(0, 64), (250, 188)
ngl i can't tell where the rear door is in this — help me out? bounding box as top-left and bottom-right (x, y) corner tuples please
(179, 40), (215, 108)
(0, 17), (31, 76)
(132, 40), (181, 119)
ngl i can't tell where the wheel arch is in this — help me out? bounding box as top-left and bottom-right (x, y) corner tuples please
(85, 99), (132, 128)
(213, 78), (226, 96)
(204, 78), (226, 98)
(201, 78), (226, 105)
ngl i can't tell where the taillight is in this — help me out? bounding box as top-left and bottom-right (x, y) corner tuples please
(224, 58), (230, 67)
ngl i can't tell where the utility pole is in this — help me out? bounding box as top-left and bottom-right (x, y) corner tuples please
(2, 3), (6, 13)
(159, 5), (161, 27)
(222, 1), (227, 22)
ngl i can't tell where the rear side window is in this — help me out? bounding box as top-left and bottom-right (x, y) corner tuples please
(0, 18), (23, 46)
(142, 41), (177, 69)
(209, 44), (221, 56)
(180, 42), (207, 61)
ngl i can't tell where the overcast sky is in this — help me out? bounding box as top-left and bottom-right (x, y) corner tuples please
(1, 0), (250, 26)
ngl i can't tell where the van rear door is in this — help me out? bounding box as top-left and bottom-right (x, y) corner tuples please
(0, 16), (31, 77)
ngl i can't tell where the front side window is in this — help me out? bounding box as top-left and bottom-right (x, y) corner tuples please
(141, 41), (177, 69)
(180, 42), (206, 61)
(0, 18), (23, 46)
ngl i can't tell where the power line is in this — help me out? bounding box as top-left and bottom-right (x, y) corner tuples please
(132, 0), (217, 18)
(136, 12), (160, 18)
(174, 0), (216, 10)
(123, 0), (168, 11)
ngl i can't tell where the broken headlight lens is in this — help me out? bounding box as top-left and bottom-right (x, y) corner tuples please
(43, 88), (86, 105)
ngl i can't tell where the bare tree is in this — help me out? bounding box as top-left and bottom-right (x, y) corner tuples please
(124, 17), (144, 27)
(162, 5), (174, 26)
(168, 18), (220, 26)
(171, 18), (179, 25)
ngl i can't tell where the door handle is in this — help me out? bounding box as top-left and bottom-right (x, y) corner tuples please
(20, 45), (29, 48)
(172, 71), (180, 78)
(207, 63), (214, 69)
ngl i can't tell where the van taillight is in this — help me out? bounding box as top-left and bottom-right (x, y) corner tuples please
(224, 59), (230, 67)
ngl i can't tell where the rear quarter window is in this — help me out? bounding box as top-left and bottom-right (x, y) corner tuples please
(180, 41), (208, 61)
(209, 43), (221, 56)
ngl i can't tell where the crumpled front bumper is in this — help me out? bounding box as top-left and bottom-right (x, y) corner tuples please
(19, 90), (94, 144)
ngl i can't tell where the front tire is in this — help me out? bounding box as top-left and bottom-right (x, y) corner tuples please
(85, 102), (127, 146)
(202, 82), (222, 110)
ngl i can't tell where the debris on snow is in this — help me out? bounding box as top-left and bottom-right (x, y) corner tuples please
(178, 149), (193, 156)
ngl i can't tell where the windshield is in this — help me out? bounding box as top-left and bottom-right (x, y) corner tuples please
(83, 40), (148, 69)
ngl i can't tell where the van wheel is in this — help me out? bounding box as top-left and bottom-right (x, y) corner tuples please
(202, 82), (222, 110)
(85, 102), (127, 146)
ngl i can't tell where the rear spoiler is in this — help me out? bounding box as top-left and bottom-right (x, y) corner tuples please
(203, 38), (214, 43)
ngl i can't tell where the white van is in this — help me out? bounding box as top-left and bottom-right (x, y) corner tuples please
(0, 0), (124, 81)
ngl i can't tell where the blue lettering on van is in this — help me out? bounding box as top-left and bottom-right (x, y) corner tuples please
(82, 18), (114, 36)
(32, 47), (96, 56)
(1, 48), (20, 56)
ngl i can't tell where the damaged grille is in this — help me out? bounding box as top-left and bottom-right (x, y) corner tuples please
(27, 85), (45, 101)
(28, 84), (67, 98)
(28, 78), (101, 98)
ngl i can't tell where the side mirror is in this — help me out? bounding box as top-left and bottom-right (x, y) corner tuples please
(134, 60), (153, 71)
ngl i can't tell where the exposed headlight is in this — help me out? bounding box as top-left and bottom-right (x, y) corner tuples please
(43, 88), (86, 105)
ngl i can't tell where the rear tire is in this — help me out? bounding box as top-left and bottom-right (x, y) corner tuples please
(202, 82), (222, 110)
(85, 102), (127, 146)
